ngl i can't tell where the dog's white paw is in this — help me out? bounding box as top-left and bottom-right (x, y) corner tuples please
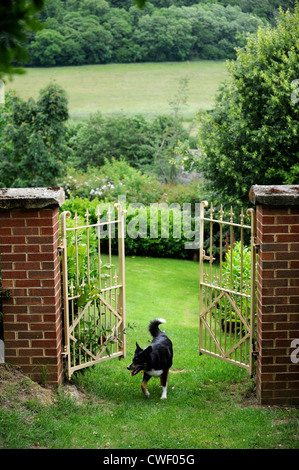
(145, 390), (150, 398)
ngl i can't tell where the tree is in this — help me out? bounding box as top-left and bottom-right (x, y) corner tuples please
(0, 0), (45, 79)
(66, 107), (191, 181)
(152, 78), (192, 183)
(103, 9), (134, 62)
(67, 112), (158, 170)
(29, 29), (64, 65)
(79, 19), (113, 64)
(0, 83), (69, 187)
(133, 14), (194, 62)
(79, 0), (110, 17)
(194, 4), (299, 208)
(39, 0), (64, 22)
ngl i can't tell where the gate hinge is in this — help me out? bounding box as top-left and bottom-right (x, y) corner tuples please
(61, 346), (68, 359)
(253, 237), (260, 253)
(252, 350), (259, 359)
(58, 245), (64, 254)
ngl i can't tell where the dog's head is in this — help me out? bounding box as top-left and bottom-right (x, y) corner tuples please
(127, 342), (152, 376)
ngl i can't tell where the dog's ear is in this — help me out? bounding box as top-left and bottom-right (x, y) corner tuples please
(136, 342), (143, 352)
(144, 345), (152, 356)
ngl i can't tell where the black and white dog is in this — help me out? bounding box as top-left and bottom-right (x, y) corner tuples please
(127, 318), (173, 399)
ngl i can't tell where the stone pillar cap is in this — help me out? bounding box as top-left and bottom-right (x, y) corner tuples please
(0, 187), (65, 210)
(249, 185), (299, 206)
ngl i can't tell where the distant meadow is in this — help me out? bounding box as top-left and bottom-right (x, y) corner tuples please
(8, 61), (228, 120)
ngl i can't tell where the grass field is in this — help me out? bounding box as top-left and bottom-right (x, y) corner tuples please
(7, 61), (228, 120)
(1, 256), (298, 450)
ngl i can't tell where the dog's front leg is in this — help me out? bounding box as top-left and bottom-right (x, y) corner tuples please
(160, 371), (169, 399)
(141, 372), (151, 398)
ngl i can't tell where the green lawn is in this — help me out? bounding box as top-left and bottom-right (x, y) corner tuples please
(7, 61), (228, 120)
(1, 256), (298, 449)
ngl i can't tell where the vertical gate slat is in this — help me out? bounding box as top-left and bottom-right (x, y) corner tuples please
(247, 208), (257, 377)
(117, 202), (126, 359)
(61, 210), (71, 379)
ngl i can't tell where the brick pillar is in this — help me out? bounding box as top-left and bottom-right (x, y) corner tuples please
(0, 188), (65, 386)
(250, 185), (299, 405)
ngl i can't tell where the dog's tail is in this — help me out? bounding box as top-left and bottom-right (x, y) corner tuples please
(149, 318), (166, 338)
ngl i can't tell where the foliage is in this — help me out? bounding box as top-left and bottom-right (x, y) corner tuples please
(29, 14), (113, 66)
(152, 77), (195, 183)
(66, 110), (190, 181)
(29, 29), (65, 66)
(60, 160), (203, 217)
(67, 112), (154, 169)
(222, 241), (253, 289)
(220, 241), (256, 331)
(194, 5), (299, 208)
(24, 0), (264, 66)
(0, 83), (69, 188)
(61, 159), (164, 204)
(0, 0), (45, 79)
(147, 0), (296, 23)
(63, 213), (99, 284)
(158, 179), (205, 211)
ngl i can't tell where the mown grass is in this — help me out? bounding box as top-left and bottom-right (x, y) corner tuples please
(0, 256), (298, 450)
(7, 61), (228, 120)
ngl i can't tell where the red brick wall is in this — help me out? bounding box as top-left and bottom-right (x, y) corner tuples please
(256, 205), (299, 405)
(0, 207), (63, 385)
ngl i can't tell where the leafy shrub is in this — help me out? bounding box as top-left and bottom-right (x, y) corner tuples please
(0, 84), (69, 188)
(61, 159), (164, 204)
(220, 241), (257, 332)
(222, 241), (253, 290)
(63, 213), (99, 284)
(158, 179), (204, 214)
(65, 111), (190, 183)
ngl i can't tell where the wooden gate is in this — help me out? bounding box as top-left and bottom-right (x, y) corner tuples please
(60, 203), (126, 379)
(199, 201), (256, 376)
